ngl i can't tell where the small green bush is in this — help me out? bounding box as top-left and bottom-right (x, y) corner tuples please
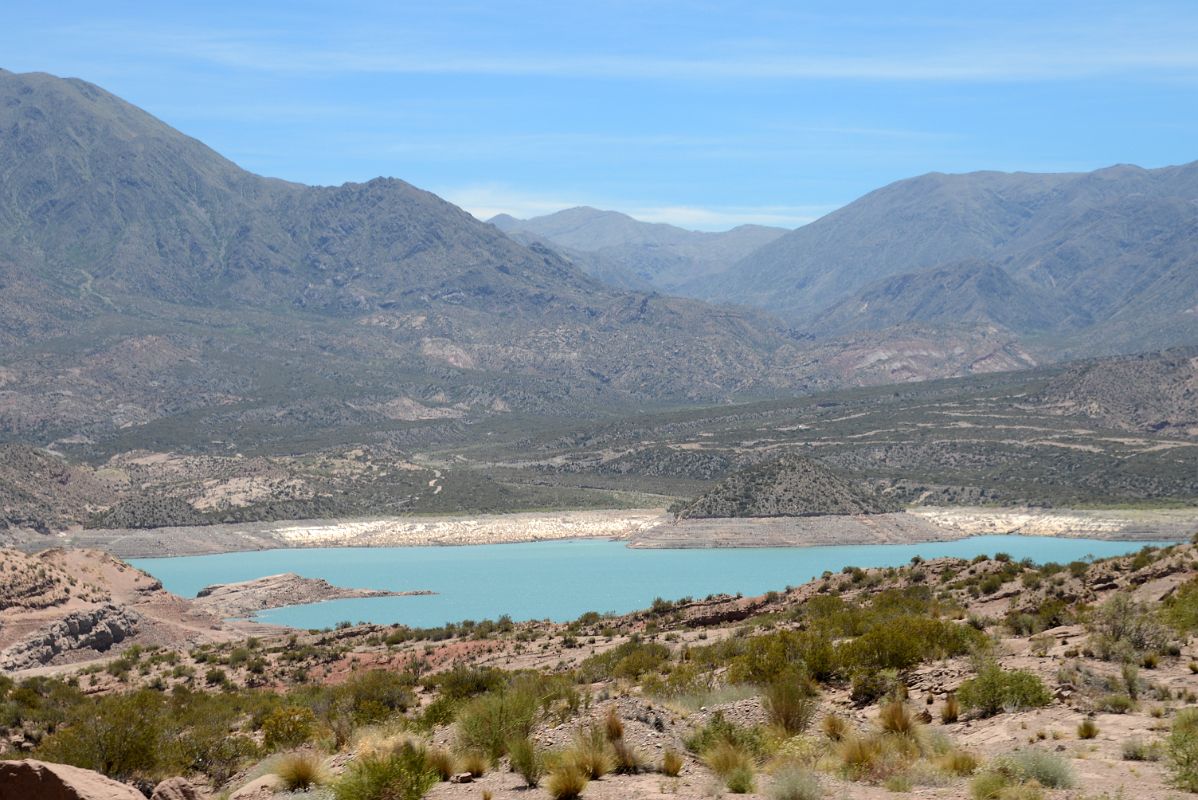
(764, 670), (818, 735)
(957, 664), (1050, 717)
(276, 752), (325, 791)
(768, 765), (822, 800)
(1122, 737), (1162, 761)
(454, 687), (539, 760)
(334, 747), (437, 800)
(970, 771), (1009, 800)
(545, 760), (588, 800)
(726, 764), (756, 794)
(993, 748), (1074, 789)
(660, 749), (683, 776)
(508, 736), (545, 787)
(1096, 693), (1133, 714)
(571, 727), (615, 780)
(1167, 708), (1198, 791)
(262, 705), (318, 751)
(1077, 718), (1099, 739)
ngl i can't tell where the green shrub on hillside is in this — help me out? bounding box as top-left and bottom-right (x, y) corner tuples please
(334, 744), (436, 800)
(1088, 593), (1171, 661)
(455, 686), (539, 760)
(1167, 708), (1198, 791)
(957, 664), (1051, 717)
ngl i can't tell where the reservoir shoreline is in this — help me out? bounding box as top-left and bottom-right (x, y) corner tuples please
(27, 505), (1198, 559)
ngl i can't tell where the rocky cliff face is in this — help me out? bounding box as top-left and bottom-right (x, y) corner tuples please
(0, 603), (140, 671)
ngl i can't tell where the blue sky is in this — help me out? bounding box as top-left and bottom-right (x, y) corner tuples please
(4, 1), (1198, 230)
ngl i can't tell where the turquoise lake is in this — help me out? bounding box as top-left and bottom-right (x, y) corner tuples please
(131, 536), (1174, 630)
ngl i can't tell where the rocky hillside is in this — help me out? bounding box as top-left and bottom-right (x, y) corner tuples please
(490, 206), (784, 292)
(1033, 348), (1198, 437)
(0, 445), (117, 533)
(672, 454), (898, 519)
(705, 162), (1198, 354)
(0, 69), (1076, 455)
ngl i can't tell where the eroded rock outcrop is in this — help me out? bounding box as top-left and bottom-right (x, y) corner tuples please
(150, 776), (205, 800)
(0, 603), (140, 671)
(0, 759), (144, 800)
(193, 573), (428, 618)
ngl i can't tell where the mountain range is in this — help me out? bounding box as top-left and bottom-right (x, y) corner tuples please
(0, 69), (1053, 452)
(0, 67), (1195, 456)
(695, 163), (1198, 354)
(489, 207), (785, 292)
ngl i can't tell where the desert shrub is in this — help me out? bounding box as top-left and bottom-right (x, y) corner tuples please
(970, 770), (1010, 800)
(660, 748), (684, 776)
(571, 727), (614, 779)
(768, 766), (821, 800)
(1096, 693), (1133, 714)
(1164, 578), (1198, 633)
(728, 629), (837, 684)
(685, 712), (767, 758)
(425, 746), (455, 780)
(957, 664), (1050, 717)
(455, 687), (539, 760)
(1088, 593), (1171, 661)
(941, 694), (960, 724)
(878, 702), (916, 736)
(262, 705), (318, 751)
(576, 638), (670, 682)
(602, 706), (624, 741)
(764, 670), (818, 735)
(992, 748), (1074, 789)
(1122, 737), (1162, 761)
(704, 740), (755, 779)
(611, 737), (645, 774)
(36, 690), (163, 781)
(1167, 708), (1198, 791)
(1077, 718), (1099, 739)
(338, 669), (414, 724)
(726, 764), (756, 794)
(838, 735), (884, 780)
(837, 617), (983, 674)
(508, 736), (545, 787)
(431, 665), (507, 700)
(334, 745), (437, 800)
(457, 749), (488, 777)
(545, 760), (588, 800)
(821, 714), (848, 741)
(938, 749), (978, 776)
(849, 669), (902, 705)
(276, 752), (325, 791)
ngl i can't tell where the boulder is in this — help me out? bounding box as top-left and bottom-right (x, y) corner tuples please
(150, 777), (204, 800)
(0, 759), (144, 800)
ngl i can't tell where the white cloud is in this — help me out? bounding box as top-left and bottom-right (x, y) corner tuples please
(436, 184), (828, 230)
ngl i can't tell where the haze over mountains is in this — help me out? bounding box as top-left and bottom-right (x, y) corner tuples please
(0, 69), (1050, 453)
(0, 67), (1195, 458)
(490, 207), (785, 293)
(699, 164), (1198, 354)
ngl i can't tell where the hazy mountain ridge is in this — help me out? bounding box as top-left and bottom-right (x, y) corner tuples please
(0, 69), (1056, 451)
(709, 163), (1198, 353)
(490, 206), (785, 293)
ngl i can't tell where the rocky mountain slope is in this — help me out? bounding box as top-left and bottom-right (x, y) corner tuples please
(490, 206), (784, 292)
(705, 162), (1198, 354)
(672, 454), (898, 519)
(1033, 348), (1198, 437)
(0, 69), (1044, 454)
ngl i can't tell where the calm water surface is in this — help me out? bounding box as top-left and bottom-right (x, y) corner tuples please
(131, 536), (1172, 629)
